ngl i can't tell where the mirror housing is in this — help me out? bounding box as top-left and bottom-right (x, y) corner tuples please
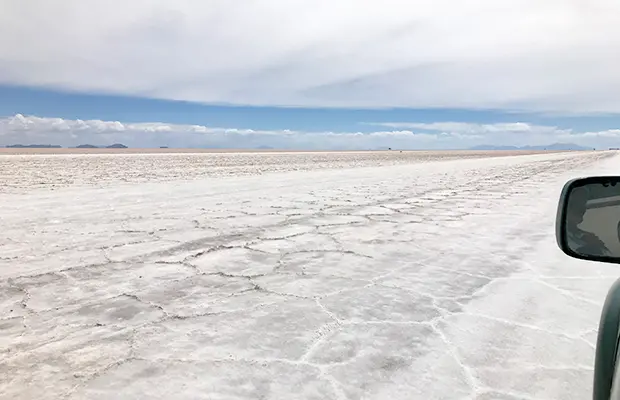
(556, 176), (620, 264)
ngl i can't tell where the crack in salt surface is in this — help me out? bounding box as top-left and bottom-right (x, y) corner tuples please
(533, 278), (602, 307)
(431, 320), (481, 398)
(462, 312), (596, 346)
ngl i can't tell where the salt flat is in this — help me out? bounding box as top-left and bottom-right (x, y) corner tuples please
(0, 150), (553, 192)
(1, 150), (619, 400)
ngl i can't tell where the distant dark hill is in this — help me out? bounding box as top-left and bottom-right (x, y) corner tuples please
(107, 143), (128, 148)
(6, 144), (62, 148)
(469, 143), (591, 151)
(76, 144), (99, 148)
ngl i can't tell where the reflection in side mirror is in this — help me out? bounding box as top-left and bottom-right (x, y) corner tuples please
(556, 176), (620, 264)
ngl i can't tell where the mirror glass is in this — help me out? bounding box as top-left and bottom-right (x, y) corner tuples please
(563, 178), (620, 259)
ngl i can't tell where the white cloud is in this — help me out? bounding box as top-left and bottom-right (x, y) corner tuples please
(563, 129), (620, 139)
(1, 0), (619, 113)
(1, 114), (617, 150)
(368, 122), (561, 134)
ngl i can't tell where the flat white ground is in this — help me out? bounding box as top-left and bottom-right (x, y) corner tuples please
(1, 151), (619, 400)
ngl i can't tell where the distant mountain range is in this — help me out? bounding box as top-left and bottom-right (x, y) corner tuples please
(6, 144), (62, 148)
(4, 143), (129, 149)
(3, 142), (594, 151)
(469, 143), (592, 151)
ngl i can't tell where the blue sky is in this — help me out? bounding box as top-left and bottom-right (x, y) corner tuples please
(1, 1), (619, 149)
(3, 85), (620, 134)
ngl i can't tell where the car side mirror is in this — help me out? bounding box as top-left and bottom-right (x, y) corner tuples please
(556, 176), (620, 264)
(557, 177), (620, 400)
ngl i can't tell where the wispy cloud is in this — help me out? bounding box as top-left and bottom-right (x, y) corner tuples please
(370, 121), (620, 148)
(1, 114), (618, 149)
(1, 0), (619, 114)
(367, 122), (562, 134)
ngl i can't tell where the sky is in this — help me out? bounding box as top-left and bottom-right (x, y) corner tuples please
(1, 0), (620, 149)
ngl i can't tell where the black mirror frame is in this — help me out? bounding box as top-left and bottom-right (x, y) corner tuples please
(592, 277), (620, 400)
(556, 176), (620, 265)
